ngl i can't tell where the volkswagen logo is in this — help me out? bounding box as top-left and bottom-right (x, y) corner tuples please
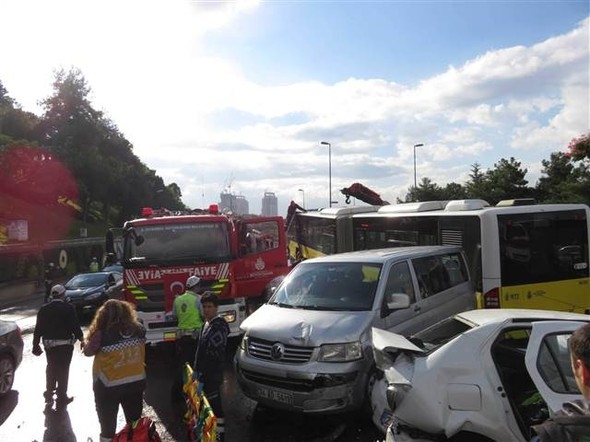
(270, 343), (285, 361)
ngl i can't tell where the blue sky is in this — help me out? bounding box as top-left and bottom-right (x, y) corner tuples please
(1, 0), (588, 215)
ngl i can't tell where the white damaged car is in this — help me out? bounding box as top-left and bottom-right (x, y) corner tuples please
(369, 309), (590, 442)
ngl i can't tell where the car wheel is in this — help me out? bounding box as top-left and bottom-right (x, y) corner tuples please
(0, 354), (16, 397)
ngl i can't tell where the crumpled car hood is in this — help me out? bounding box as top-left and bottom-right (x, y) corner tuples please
(241, 304), (373, 346)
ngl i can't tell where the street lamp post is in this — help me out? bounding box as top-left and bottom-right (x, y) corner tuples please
(413, 143), (424, 189)
(320, 141), (332, 207)
(298, 188), (305, 209)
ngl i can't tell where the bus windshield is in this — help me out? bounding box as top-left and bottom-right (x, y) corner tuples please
(288, 215), (336, 257)
(123, 222), (231, 264)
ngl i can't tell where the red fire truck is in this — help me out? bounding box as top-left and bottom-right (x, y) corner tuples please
(106, 205), (290, 344)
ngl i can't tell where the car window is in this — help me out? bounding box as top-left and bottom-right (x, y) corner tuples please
(536, 332), (578, 394)
(412, 255), (448, 298)
(410, 252), (467, 298)
(384, 261), (415, 304)
(409, 316), (473, 353)
(67, 273), (107, 287)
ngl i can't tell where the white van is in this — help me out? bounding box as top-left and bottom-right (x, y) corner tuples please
(235, 246), (475, 414)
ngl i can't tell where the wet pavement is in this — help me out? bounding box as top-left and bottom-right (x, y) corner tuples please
(0, 293), (384, 442)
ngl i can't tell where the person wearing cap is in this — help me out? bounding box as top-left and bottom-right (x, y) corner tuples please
(32, 284), (84, 409)
(171, 275), (204, 401)
(44, 262), (59, 303)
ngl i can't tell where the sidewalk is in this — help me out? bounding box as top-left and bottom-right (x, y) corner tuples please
(0, 282), (44, 334)
(0, 280), (40, 308)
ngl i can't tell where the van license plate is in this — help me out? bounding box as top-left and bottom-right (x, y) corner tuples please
(257, 386), (293, 405)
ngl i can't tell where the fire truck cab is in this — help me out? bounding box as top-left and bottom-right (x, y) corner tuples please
(107, 205), (290, 344)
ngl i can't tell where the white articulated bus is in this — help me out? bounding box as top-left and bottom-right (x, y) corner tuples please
(286, 205), (377, 261)
(352, 199), (590, 313)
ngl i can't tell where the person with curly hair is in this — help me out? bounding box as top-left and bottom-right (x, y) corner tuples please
(83, 299), (147, 442)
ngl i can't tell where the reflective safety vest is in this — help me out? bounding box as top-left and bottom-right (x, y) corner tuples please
(174, 291), (204, 332)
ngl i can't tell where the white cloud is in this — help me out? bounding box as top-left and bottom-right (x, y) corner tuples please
(1, 3), (588, 213)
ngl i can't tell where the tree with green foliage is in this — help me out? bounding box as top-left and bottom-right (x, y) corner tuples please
(464, 163), (491, 200)
(404, 177), (447, 202)
(441, 182), (467, 200)
(567, 133), (590, 162)
(537, 151), (590, 203)
(480, 157), (530, 205)
(1, 69), (186, 239)
(0, 80), (41, 146)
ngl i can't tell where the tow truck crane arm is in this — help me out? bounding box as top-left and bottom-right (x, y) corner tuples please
(340, 183), (390, 206)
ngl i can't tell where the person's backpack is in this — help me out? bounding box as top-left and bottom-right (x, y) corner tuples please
(113, 417), (162, 442)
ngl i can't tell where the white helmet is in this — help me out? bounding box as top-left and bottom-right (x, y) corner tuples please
(51, 284), (66, 298)
(186, 276), (201, 289)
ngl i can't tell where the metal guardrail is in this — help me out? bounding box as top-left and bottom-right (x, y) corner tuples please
(46, 237), (104, 247)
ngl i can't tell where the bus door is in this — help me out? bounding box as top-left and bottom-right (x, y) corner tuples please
(496, 210), (589, 313)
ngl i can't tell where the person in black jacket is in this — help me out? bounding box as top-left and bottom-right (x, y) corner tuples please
(193, 292), (230, 442)
(33, 284), (84, 409)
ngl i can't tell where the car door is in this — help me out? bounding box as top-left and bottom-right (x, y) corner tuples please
(525, 320), (589, 414)
(381, 260), (423, 335)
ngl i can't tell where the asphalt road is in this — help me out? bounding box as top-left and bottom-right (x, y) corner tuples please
(0, 294), (384, 442)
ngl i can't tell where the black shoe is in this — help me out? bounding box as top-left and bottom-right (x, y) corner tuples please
(56, 396), (74, 409)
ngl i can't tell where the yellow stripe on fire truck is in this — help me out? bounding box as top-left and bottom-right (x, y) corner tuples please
(127, 285), (148, 300)
(210, 278), (229, 294)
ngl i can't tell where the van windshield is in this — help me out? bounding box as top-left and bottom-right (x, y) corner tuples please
(269, 262), (381, 311)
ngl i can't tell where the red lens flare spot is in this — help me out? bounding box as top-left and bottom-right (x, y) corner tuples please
(0, 145), (79, 244)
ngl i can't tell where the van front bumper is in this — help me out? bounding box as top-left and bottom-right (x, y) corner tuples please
(234, 351), (365, 414)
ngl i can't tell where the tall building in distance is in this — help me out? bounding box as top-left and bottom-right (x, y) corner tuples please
(261, 192), (278, 216)
(218, 191), (250, 215)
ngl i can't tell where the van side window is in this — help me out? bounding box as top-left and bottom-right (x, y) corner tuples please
(385, 261), (415, 304)
(441, 254), (469, 286)
(412, 253), (466, 298)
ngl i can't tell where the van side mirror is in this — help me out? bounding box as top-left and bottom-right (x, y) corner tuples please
(386, 293), (411, 310)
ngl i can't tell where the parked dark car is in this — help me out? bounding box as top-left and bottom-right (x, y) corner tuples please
(64, 271), (123, 317)
(102, 264), (124, 273)
(0, 319), (24, 397)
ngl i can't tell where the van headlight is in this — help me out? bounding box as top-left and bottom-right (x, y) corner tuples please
(318, 342), (362, 362)
(239, 335), (248, 351)
(220, 310), (236, 323)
